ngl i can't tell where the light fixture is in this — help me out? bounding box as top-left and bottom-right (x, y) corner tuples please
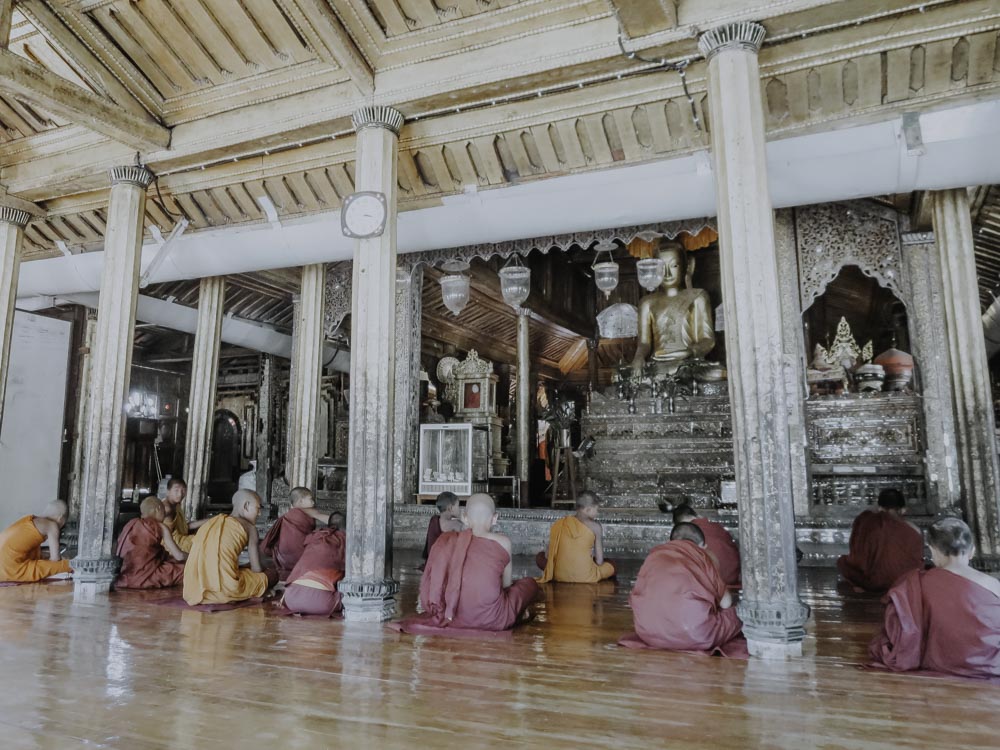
(636, 258), (666, 291)
(592, 241), (619, 299)
(499, 254), (531, 310)
(439, 259), (471, 316)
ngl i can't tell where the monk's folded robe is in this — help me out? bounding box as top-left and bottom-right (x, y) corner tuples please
(183, 515), (268, 605)
(165, 507), (195, 553)
(396, 530), (539, 634)
(261, 507), (316, 579)
(115, 517), (184, 589)
(0, 515), (71, 583)
(837, 510), (924, 592)
(537, 516), (615, 583)
(619, 539), (744, 654)
(692, 517), (741, 587)
(287, 527), (346, 581)
(283, 569), (345, 616)
(869, 568), (1000, 681)
(422, 515), (443, 561)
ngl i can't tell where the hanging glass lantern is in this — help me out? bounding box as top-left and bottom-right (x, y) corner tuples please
(439, 274), (469, 316)
(499, 255), (531, 310)
(636, 257), (666, 291)
(592, 241), (619, 299)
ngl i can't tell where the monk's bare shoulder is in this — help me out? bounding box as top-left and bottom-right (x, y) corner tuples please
(971, 569), (1000, 599)
(234, 516), (259, 540)
(483, 532), (513, 555)
(32, 516), (58, 536)
(581, 518), (603, 537)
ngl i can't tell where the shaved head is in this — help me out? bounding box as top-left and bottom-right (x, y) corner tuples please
(290, 487), (315, 508)
(232, 489), (262, 522)
(672, 503), (697, 525)
(43, 499), (68, 519)
(465, 493), (496, 524)
(140, 497), (163, 518)
(671, 521), (705, 547)
(575, 491), (600, 510)
(328, 511), (344, 530)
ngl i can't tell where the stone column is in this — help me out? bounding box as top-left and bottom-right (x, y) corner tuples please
(900, 231), (962, 513)
(182, 276), (225, 518)
(0, 205), (29, 436)
(699, 23), (810, 657)
(286, 264), (326, 490)
(68, 313), (97, 520)
(341, 105), (404, 622)
(516, 308), (531, 495)
(392, 264), (423, 506)
(931, 189), (1000, 568)
(255, 353), (276, 508)
(75, 164), (154, 600)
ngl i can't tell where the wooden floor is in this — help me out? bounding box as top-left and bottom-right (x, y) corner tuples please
(2, 552), (999, 750)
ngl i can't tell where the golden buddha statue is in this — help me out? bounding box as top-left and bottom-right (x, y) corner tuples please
(630, 242), (725, 381)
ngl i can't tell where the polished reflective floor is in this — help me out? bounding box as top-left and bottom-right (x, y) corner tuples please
(1, 551), (999, 749)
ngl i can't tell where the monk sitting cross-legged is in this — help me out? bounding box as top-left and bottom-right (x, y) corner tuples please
(619, 522), (746, 656)
(182, 490), (277, 606)
(421, 491), (462, 569)
(161, 478), (206, 554)
(394, 494), (540, 635)
(869, 517), (1000, 682)
(115, 497), (187, 589)
(261, 487), (329, 580)
(536, 491), (615, 583)
(837, 488), (924, 593)
(0, 500), (72, 583)
(673, 503), (741, 588)
(282, 512), (348, 617)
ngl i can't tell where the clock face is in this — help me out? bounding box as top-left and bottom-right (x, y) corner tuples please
(342, 192), (386, 238)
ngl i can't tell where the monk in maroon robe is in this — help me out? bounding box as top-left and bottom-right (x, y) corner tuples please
(395, 494), (539, 635)
(261, 487), (328, 579)
(115, 498), (187, 589)
(673, 504), (741, 587)
(421, 491), (462, 568)
(282, 512), (347, 617)
(619, 522), (746, 656)
(869, 517), (1000, 682)
(837, 488), (924, 593)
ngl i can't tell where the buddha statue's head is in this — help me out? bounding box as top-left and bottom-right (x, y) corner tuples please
(658, 242), (687, 294)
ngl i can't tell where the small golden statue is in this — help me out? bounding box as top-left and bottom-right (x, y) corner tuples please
(630, 242), (725, 381)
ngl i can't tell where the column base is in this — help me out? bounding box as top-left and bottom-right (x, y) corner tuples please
(737, 597), (810, 659)
(71, 556), (119, 602)
(339, 578), (400, 622)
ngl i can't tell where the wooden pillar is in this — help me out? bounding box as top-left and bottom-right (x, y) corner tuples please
(699, 23), (809, 657)
(900, 231), (962, 514)
(931, 189), (1000, 568)
(74, 165), (154, 600)
(182, 276), (225, 518)
(341, 106), (404, 622)
(516, 309), (531, 496)
(392, 264), (423, 506)
(255, 353), (276, 509)
(68, 313), (97, 520)
(286, 264), (326, 490)
(0, 205), (29, 437)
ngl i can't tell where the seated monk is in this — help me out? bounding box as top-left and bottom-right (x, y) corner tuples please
(282, 512), (348, 617)
(837, 488), (924, 593)
(395, 494), (539, 634)
(261, 487), (329, 580)
(869, 517), (1000, 681)
(421, 491), (462, 568)
(115, 497), (187, 589)
(537, 492), (615, 583)
(0, 500), (72, 582)
(673, 503), (741, 587)
(182, 490), (277, 606)
(161, 478), (207, 553)
(620, 522), (745, 655)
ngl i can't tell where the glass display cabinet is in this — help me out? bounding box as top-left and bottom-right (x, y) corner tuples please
(419, 423), (490, 497)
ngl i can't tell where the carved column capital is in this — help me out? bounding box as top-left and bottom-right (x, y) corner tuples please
(352, 106), (404, 136)
(0, 206), (30, 228)
(109, 165), (155, 189)
(698, 21), (766, 60)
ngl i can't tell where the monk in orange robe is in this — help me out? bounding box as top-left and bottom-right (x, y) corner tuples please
(619, 522), (745, 655)
(395, 494), (539, 635)
(837, 488), (924, 593)
(537, 492), (615, 583)
(421, 491), (462, 568)
(282, 511), (348, 617)
(261, 487), (329, 579)
(115, 497), (187, 589)
(161, 478), (207, 553)
(183, 490), (276, 606)
(0, 500), (72, 582)
(673, 503), (741, 587)
(869, 517), (1000, 682)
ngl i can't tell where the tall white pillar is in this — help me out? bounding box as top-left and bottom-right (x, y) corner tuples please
(74, 164), (154, 600)
(392, 264), (423, 506)
(516, 309), (531, 495)
(699, 23), (809, 657)
(182, 275), (225, 518)
(932, 189), (1000, 568)
(0, 205), (29, 436)
(341, 106), (404, 622)
(286, 263), (326, 490)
